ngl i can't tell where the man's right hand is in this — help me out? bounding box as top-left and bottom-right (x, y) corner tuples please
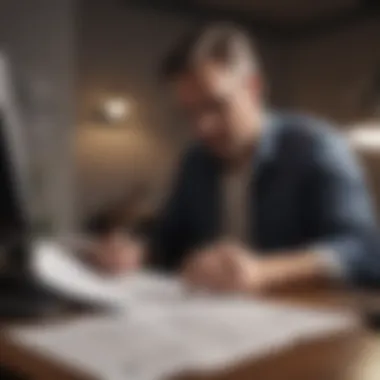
(90, 231), (145, 275)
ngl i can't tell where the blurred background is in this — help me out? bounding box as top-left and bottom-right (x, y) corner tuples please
(0, 0), (379, 236)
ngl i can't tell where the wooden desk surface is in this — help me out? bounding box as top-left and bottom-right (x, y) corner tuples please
(0, 289), (379, 380)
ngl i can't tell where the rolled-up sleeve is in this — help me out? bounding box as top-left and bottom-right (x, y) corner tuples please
(307, 128), (380, 284)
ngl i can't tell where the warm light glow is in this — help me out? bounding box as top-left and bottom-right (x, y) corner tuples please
(348, 125), (380, 151)
(103, 98), (131, 123)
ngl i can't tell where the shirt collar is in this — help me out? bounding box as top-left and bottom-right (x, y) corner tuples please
(255, 112), (281, 165)
(204, 111), (282, 171)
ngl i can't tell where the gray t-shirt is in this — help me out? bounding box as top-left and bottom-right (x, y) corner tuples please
(220, 161), (253, 244)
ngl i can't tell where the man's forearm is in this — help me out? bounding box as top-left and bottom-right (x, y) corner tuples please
(257, 249), (336, 290)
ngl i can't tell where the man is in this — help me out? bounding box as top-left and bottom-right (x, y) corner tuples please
(90, 24), (379, 293)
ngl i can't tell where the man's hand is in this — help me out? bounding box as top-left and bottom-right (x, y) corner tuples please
(181, 241), (271, 294)
(182, 241), (331, 294)
(91, 231), (145, 275)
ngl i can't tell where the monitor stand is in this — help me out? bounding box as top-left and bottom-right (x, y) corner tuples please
(0, 239), (69, 319)
(0, 273), (68, 319)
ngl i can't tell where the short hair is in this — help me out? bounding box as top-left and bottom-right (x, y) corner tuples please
(160, 23), (260, 81)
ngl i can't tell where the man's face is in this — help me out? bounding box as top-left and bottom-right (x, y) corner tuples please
(174, 62), (262, 159)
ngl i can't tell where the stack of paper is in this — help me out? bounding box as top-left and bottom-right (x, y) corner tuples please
(12, 240), (357, 380)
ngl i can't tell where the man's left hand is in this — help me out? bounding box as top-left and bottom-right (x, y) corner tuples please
(181, 241), (273, 294)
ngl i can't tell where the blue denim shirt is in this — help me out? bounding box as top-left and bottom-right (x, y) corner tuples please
(151, 113), (380, 285)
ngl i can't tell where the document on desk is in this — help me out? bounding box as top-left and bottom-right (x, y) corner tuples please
(31, 240), (187, 310)
(10, 269), (357, 380)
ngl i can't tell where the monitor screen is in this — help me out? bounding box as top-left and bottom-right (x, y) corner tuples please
(0, 114), (26, 237)
(0, 52), (30, 271)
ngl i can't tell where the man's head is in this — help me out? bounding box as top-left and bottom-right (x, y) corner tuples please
(161, 24), (264, 159)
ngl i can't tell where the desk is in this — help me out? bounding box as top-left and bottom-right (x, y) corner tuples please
(0, 289), (379, 380)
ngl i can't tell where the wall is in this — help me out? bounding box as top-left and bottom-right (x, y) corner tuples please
(0, 0), (76, 233)
(281, 18), (380, 123)
(277, 18), (380, 218)
(76, 1), (197, 220)
(363, 152), (380, 220)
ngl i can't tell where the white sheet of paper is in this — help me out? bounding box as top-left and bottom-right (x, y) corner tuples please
(31, 240), (186, 310)
(10, 258), (358, 380)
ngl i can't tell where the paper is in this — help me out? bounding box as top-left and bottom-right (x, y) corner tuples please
(31, 240), (186, 310)
(9, 269), (357, 380)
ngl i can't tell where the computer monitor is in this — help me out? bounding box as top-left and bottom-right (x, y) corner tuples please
(0, 52), (31, 272)
(0, 52), (68, 317)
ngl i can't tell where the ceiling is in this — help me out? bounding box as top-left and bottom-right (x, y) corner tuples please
(199, 0), (360, 24)
(128, 0), (380, 37)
